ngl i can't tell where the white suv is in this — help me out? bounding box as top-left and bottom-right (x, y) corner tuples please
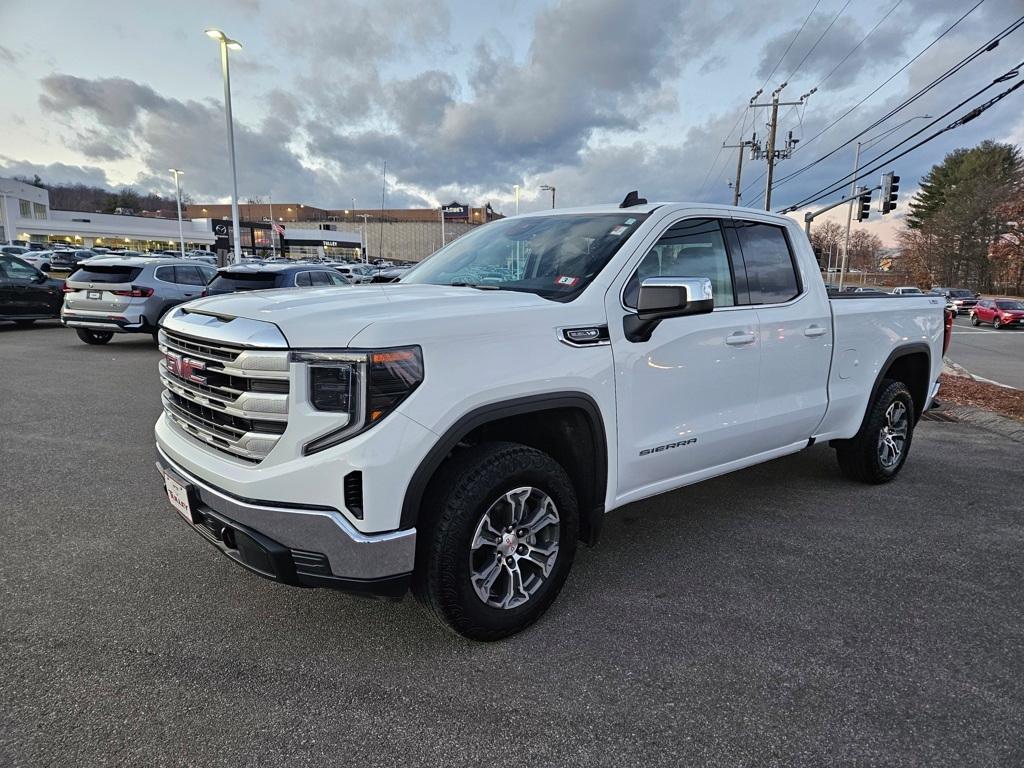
(155, 198), (945, 639)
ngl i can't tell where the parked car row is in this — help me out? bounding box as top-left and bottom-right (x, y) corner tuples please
(2, 251), (420, 343)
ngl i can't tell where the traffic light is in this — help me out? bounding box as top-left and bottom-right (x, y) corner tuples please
(855, 190), (872, 222)
(880, 172), (900, 214)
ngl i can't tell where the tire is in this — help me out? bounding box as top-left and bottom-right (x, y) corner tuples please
(993, 317), (1002, 330)
(14, 319), (35, 327)
(75, 328), (114, 345)
(413, 441), (579, 640)
(970, 313), (980, 326)
(835, 379), (915, 484)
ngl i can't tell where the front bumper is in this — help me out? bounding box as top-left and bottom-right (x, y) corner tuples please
(155, 448), (416, 598)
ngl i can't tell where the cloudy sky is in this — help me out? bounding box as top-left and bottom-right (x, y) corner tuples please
(1, 0), (1022, 243)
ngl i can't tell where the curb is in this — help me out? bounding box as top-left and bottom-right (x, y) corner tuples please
(938, 402), (1024, 443)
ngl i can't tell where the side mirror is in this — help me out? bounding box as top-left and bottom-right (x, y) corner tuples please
(636, 277), (714, 320)
(625, 277), (714, 342)
(34, 271), (47, 283)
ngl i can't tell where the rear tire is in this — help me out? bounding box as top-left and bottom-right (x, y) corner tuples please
(75, 328), (113, 345)
(413, 441), (579, 640)
(835, 379), (915, 484)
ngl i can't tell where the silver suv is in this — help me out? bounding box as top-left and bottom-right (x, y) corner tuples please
(62, 257), (217, 345)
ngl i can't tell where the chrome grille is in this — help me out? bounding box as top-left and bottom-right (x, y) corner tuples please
(159, 328), (290, 462)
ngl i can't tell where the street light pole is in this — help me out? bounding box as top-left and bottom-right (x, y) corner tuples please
(513, 184), (520, 215)
(540, 184), (556, 209)
(169, 168), (186, 258)
(205, 29), (243, 264)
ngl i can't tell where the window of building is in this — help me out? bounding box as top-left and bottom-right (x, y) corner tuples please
(733, 222), (800, 304)
(19, 199), (31, 217)
(33, 203), (47, 219)
(623, 218), (735, 308)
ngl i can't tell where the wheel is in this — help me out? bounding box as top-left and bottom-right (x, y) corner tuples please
(75, 328), (114, 345)
(413, 441), (579, 640)
(14, 319), (35, 327)
(993, 317), (1002, 330)
(835, 380), (914, 484)
(970, 313), (980, 326)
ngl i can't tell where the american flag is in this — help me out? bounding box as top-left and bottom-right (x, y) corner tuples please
(271, 222), (285, 236)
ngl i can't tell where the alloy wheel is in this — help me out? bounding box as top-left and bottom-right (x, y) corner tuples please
(469, 486), (560, 610)
(878, 400), (909, 469)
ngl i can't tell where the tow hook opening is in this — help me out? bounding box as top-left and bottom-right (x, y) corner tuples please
(220, 526), (237, 549)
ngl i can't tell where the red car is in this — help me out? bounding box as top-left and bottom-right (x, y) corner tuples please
(971, 298), (1024, 329)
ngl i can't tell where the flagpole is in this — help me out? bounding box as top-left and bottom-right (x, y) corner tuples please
(268, 193), (276, 258)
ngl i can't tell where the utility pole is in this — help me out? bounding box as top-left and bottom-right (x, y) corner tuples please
(439, 205), (446, 249)
(168, 168), (186, 258)
(358, 214), (370, 263)
(841, 141), (864, 291)
(268, 193), (276, 258)
(749, 84), (814, 211)
(723, 140), (753, 206)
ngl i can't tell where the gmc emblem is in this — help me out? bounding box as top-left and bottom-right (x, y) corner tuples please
(165, 351), (207, 384)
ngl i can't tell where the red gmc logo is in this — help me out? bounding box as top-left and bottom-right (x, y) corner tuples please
(164, 352), (207, 384)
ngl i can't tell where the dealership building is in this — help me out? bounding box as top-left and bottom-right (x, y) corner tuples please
(188, 201), (501, 262)
(1, 178), (215, 251)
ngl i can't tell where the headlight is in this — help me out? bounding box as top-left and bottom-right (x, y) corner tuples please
(291, 347), (423, 454)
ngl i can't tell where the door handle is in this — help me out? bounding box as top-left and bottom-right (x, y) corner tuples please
(725, 332), (756, 346)
(804, 325), (828, 337)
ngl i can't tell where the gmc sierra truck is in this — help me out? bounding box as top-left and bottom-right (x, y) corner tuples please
(155, 198), (952, 640)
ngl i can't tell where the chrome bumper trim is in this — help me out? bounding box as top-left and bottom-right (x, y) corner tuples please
(156, 446), (416, 580)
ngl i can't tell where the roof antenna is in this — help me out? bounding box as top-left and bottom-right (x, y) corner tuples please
(619, 190), (647, 208)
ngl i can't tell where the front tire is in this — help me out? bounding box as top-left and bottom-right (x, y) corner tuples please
(994, 317), (1003, 330)
(75, 328), (113, 345)
(970, 313), (980, 326)
(413, 442), (579, 640)
(835, 379), (915, 484)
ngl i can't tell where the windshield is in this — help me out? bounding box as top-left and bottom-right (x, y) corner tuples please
(996, 300), (1024, 310)
(400, 213), (648, 300)
(949, 289), (974, 297)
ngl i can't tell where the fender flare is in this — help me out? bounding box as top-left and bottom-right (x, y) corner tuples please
(399, 392), (608, 542)
(860, 342), (931, 431)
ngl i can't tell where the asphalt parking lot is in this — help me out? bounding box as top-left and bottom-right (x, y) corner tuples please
(2, 321), (1022, 767)
(947, 314), (1024, 389)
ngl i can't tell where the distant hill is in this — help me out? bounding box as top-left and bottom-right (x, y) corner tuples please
(11, 175), (186, 218)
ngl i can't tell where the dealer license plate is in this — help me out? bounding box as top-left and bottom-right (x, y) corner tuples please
(164, 472), (193, 522)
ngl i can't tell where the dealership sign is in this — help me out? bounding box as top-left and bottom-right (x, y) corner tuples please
(442, 201), (469, 220)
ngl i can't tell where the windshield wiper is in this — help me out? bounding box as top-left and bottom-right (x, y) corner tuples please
(450, 281), (502, 290)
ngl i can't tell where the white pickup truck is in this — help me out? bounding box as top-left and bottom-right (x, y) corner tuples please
(155, 198), (952, 639)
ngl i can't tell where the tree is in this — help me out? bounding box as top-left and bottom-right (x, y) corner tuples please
(990, 193), (1024, 295)
(847, 229), (883, 272)
(809, 220), (844, 268)
(899, 141), (1024, 290)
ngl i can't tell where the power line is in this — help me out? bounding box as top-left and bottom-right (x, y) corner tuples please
(696, 0), (822, 197)
(774, 9), (1022, 190)
(814, 0), (904, 91)
(784, 0), (853, 84)
(779, 61), (1024, 212)
(738, 0), (990, 201)
(760, 0), (823, 92)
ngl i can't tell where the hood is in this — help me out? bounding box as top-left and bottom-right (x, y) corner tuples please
(179, 283), (551, 347)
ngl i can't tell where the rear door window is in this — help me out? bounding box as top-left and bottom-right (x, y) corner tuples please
(208, 272), (279, 291)
(173, 265), (206, 285)
(311, 271), (332, 286)
(295, 271), (312, 287)
(69, 265), (144, 283)
(731, 221), (800, 304)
